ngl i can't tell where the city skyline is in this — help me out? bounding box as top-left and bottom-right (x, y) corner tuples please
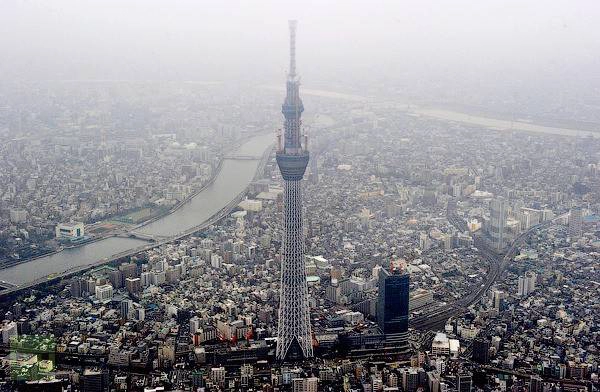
(0, 4), (599, 391)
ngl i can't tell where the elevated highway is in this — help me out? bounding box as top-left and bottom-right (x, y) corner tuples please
(410, 207), (567, 331)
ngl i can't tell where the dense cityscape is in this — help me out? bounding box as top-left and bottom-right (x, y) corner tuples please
(1, 5), (600, 392)
(0, 82), (274, 266)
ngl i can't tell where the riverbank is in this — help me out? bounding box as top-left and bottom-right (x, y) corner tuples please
(0, 234), (112, 271)
(0, 134), (274, 297)
(130, 131), (264, 231)
(0, 132), (269, 272)
(129, 158), (226, 232)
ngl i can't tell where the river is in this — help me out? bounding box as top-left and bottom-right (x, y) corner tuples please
(263, 84), (597, 138)
(0, 133), (274, 286)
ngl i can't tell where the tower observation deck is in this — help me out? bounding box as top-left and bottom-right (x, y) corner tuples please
(275, 20), (313, 361)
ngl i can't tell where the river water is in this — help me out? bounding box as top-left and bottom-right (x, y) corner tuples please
(139, 133), (273, 237)
(0, 133), (274, 286)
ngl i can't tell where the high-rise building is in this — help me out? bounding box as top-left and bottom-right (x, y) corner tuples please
(190, 316), (200, 335)
(517, 276), (526, 297)
(119, 263), (138, 280)
(95, 284), (113, 301)
(191, 370), (206, 389)
(530, 376), (543, 392)
(428, 372), (441, 392)
(377, 267), (410, 347)
(81, 369), (109, 392)
(526, 271), (536, 294)
(517, 271), (537, 297)
(70, 277), (83, 297)
(141, 271), (152, 287)
(210, 367), (226, 386)
(489, 197), (508, 250)
(85, 278), (96, 295)
(372, 378), (384, 391)
(1, 321), (18, 344)
(135, 307), (145, 322)
(240, 364), (254, 388)
(455, 374), (473, 392)
(125, 277), (141, 295)
(292, 377), (318, 392)
(401, 368), (422, 392)
(120, 299), (132, 320)
(275, 20), (313, 362)
(472, 338), (490, 364)
(109, 270), (123, 289)
(388, 373), (399, 388)
(568, 207), (583, 241)
(492, 289), (505, 311)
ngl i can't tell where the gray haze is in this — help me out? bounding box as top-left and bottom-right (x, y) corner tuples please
(1, 0), (600, 113)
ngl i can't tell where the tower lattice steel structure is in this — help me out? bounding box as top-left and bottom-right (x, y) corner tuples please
(275, 20), (313, 361)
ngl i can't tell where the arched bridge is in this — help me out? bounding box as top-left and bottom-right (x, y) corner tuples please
(116, 232), (170, 242)
(223, 154), (263, 160)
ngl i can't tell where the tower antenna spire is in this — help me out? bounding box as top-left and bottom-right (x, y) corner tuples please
(288, 20), (297, 78)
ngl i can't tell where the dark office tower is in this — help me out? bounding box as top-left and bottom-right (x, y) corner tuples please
(402, 368), (421, 392)
(119, 263), (138, 281)
(81, 369), (109, 392)
(377, 267), (410, 347)
(125, 277), (141, 295)
(472, 338), (491, 364)
(530, 376), (543, 392)
(70, 277), (83, 298)
(568, 207), (583, 241)
(275, 20), (313, 362)
(120, 299), (132, 320)
(109, 270), (123, 289)
(455, 374), (473, 392)
(489, 197), (507, 251)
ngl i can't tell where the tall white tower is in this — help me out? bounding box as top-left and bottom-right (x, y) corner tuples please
(275, 20), (313, 361)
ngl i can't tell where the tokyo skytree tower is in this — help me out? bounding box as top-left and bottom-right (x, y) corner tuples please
(275, 20), (313, 361)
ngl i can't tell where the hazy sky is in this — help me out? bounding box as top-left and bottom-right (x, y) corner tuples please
(1, 0), (599, 91)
